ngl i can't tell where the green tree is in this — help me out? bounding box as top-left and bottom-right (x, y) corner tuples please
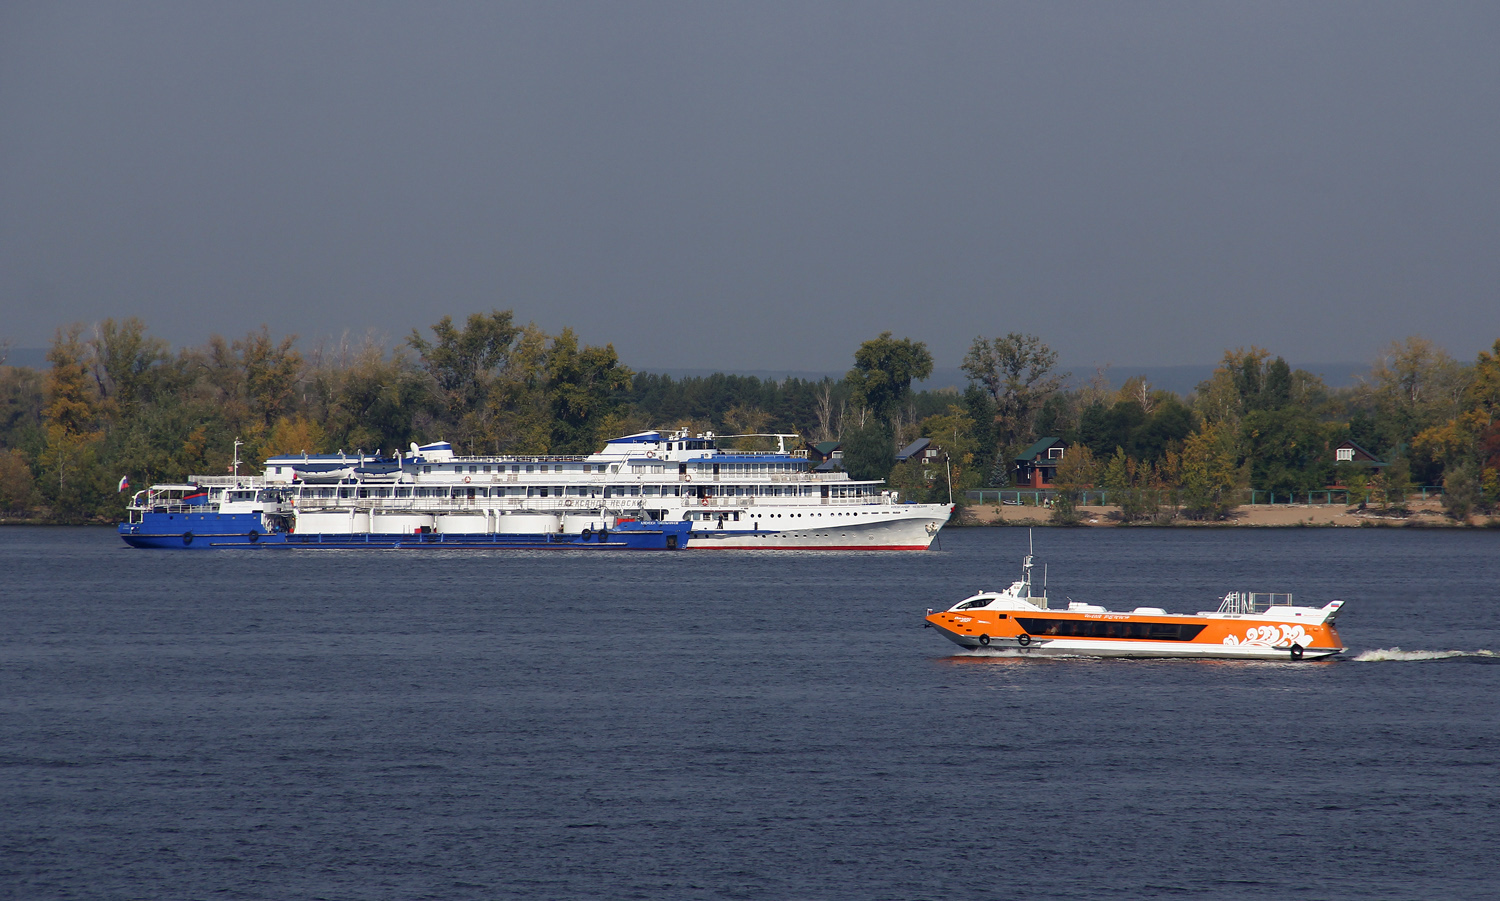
(409, 310), (521, 447)
(846, 332), (933, 428)
(91, 317), (171, 423)
(237, 327), (303, 432)
(961, 333), (1066, 478)
(546, 328), (633, 454)
(310, 339), (425, 454)
(1241, 408), (1331, 495)
(841, 418), (894, 482)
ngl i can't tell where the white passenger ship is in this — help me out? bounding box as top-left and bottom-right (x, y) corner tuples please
(260, 430), (952, 549)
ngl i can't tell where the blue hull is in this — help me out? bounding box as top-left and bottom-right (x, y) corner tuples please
(119, 515), (689, 550)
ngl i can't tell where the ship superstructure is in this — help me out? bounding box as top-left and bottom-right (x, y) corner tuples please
(120, 430), (951, 550)
(258, 430), (951, 549)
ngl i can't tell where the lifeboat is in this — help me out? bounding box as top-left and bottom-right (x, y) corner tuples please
(925, 541), (1346, 661)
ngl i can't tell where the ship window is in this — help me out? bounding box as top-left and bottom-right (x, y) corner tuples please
(1013, 618), (1207, 641)
(483, 465), (491, 473)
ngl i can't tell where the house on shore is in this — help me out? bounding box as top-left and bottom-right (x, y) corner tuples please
(1015, 438), (1067, 488)
(807, 440), (842, 473)
(1328, 439), (1387, 487)
(895, 438), (942, 465)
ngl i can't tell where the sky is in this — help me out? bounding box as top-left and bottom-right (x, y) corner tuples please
(2, 2), (1497, 375)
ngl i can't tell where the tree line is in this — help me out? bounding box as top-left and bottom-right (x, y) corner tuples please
(1, 315), (1497, 523)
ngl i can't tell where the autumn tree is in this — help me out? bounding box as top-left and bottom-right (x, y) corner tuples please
(0, 448), (37, 515)
(886, 405), (981, 504)
(1049, 445), (1098, 525)
(1178, 425), (1239, 520)
(39, 326), (106, 519)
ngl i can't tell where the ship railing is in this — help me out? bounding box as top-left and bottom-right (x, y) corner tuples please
(187, 475), (269, 488)
(1217, 591), (1295, 614)
(289, 493), (890, 514)
(444, 454), (593, 464)
(677, 471), (857, 482)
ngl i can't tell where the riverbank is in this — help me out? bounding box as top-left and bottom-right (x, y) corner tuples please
(959, 497), (1499, 528)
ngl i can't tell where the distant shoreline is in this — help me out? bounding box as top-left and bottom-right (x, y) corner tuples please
(957, 498), (1498, 529)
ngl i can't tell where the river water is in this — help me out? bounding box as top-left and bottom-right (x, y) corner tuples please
(2, 525), (1497, 899)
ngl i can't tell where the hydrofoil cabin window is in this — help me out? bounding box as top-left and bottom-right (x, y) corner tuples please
(1013, 618), (1207, 641)
(956, 598), (990, 610)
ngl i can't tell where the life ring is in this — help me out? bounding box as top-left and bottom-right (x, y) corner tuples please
(683, 475), (692, 482)
(463, 476), (471, 483)
(700, 496), (710, 506)
(1017, 633), (1032, 646)
(182, 531), (194, 546)
(978, 634), (991, 647)
(1289, 644), (1304, 660)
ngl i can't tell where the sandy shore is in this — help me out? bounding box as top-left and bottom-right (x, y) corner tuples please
(960, 498), (1495, 528)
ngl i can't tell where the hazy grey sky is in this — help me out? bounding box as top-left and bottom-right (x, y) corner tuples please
(3, 2), (1497, 372)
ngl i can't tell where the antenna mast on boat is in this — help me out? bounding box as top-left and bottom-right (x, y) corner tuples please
(231, 437), (242, 482)
(1021, 528), (1035, 597)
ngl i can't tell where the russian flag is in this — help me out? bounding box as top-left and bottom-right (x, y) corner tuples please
(118, 475), (130, 493)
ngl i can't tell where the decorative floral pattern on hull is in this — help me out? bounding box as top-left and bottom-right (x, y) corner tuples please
(1222, 624), (1312, 648)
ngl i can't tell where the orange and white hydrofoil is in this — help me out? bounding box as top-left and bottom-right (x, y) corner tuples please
(925, 545), (1346, 661)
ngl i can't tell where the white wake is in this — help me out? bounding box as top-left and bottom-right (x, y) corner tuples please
(1351, 648), (1497, 662)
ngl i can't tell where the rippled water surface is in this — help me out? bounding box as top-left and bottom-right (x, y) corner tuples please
(3, 526), (1498, 899)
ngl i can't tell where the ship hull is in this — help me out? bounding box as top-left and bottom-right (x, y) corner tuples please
(120, 515), (689, 550)
(681, 505), (950, 550)
(926, 614), (1345, 661)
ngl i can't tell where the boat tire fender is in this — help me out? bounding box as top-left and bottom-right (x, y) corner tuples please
(1290, 644), (1304, 661)
(182, 531), (193, 546)
(978, 634), (990, 647)
(581, 528), (592, 541)
(1017, 633), (1032, 647)
(248, 530), (259, 544)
